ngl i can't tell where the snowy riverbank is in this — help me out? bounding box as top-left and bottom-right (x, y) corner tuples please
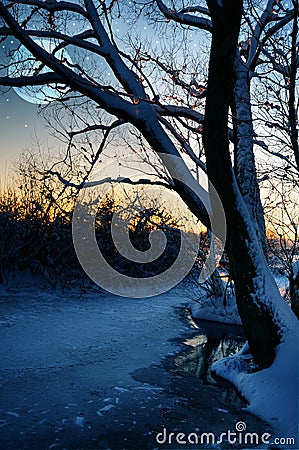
(0, 286), (273, 449)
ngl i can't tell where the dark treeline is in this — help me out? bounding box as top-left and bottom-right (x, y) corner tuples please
(0, 170), (203, 289)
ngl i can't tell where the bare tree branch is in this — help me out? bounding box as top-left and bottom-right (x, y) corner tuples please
(68, 118), (125, 138)
(47, 171), (174, 191)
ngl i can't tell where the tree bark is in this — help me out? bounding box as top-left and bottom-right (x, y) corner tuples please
(203, 0), (297, 367)
(290, 263), (299, 320)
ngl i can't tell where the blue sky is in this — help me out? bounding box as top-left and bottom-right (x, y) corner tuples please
(0, 88), (50, 182)
(0, 9), (154, 182)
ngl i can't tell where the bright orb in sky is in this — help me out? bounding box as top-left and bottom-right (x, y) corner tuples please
(9, 39), (72, 105)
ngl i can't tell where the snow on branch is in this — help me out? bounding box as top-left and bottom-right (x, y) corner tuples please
(0, 27), (102, 56)
(156, 104), (237, 147)
(6, 0), (88, 17)
(84, 0), (146, 100)
(155, 0), (212, 31)
(0, 72), (63, 86)
(179, 6), (210, 16)
(247, 0), (294, 71)
(261, 10), (294, 43)
(246, 1), (274, 69)
(155, 105), (204, 123)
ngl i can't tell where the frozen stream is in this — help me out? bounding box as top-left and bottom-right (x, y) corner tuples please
(0, 287), (270, 449)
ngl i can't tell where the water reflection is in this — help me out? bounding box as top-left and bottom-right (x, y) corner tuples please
(173, 310), (246, 406)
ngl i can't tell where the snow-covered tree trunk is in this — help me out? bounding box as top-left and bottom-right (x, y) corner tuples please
(289, 0), (299, 172)
(233, 56), (267, 256)
(203, 0), (298, 367)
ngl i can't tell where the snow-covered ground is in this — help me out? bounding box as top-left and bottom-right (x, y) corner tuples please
(0, 285), (271, 449)
(190, 294), (242, 325)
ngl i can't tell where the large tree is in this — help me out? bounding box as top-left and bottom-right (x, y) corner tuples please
(0, 0), (297, 398)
